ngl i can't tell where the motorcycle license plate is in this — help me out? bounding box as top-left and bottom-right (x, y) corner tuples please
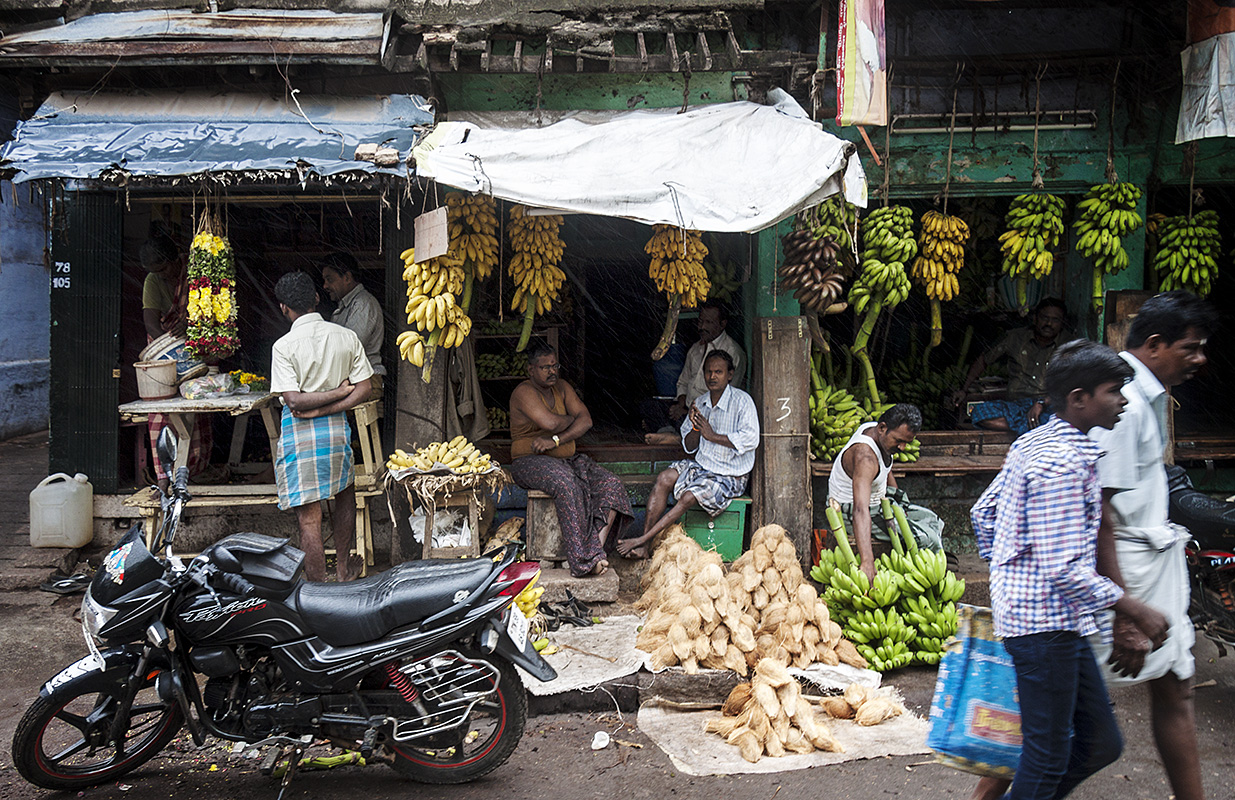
(506, 606), (530, 653)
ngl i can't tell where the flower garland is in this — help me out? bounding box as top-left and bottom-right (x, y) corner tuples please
(186, 225), (239, 361)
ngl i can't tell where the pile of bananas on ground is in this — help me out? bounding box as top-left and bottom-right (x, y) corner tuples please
(810, 500), (963, 671)
(706, 261), (743, 302)
(508, 205), (566, 350)
(1152, 210), (1221, 297)
(398, 245), (473, 371)
(646, 225), (711, 308)
(385, 435), (495, 475)
(913, 210), (970, 346)
(998, 193), (1066, 308)
(486, 407), (509, 431)
(778, 227), (849, 313)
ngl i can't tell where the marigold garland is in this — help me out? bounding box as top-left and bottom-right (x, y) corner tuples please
(186, 224), (239, 361)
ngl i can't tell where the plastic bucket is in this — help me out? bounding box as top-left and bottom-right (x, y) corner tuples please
(29, 473), (93, 548)
(135, 360), (179, 400)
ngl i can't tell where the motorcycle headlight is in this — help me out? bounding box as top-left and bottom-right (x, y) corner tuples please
(81, 589), (117, 641)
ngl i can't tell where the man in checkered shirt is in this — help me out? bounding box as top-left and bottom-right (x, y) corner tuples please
(970, 340), (1168, 800)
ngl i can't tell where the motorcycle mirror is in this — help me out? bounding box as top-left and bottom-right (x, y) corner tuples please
(156, 428), (178, 469)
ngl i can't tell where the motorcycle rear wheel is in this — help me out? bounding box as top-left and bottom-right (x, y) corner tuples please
(12, 670), (184, 790)
(387, 649), (527, 784)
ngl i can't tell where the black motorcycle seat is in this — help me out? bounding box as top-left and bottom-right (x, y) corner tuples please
(293, 558), (497, 647)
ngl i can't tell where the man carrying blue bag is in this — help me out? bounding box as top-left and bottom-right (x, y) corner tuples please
(967, 340), (1168, 800)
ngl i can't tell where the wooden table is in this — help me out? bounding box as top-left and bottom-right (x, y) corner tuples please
(118, 392), (282, 472)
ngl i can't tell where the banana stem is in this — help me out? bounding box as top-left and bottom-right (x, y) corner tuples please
(822, 334), (835, 386)
(461, 268), (476, 313)
(515, 301), (536, 352)
(826, 500), (855, 567)
(881, 498), (903, 555)
(853, 307), (883, 405)
(806, 312), (828, 354)
(1015, 276), (1029, 313)
(929, 299), (943, 348)
(420, 328), (443, 384)
(651, 294), (683, 361)
(1092, 268), (1105, 313)
(892, 501), (917, 553)
(957, 324), (974, 371)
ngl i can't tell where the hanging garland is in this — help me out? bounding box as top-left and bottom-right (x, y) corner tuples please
(185, 213), (238, 362)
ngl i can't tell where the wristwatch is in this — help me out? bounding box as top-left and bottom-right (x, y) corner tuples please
(552, 435), (561, 447)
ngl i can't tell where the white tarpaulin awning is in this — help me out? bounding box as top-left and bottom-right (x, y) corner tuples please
(412, 91), (867, 234)
(1177, 31), (1235, 143)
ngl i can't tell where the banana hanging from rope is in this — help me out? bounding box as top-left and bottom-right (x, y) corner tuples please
(445, 192), (500, 311)
(911, 210), (969, 347)
(399, 233), (474, 383)
(1074, 183), (1143, 311)
(508, 205), (566, 351)
(646, 225), (711, 360)
(998, 193), (1065, 310)
(1153, 210), (1221, 297)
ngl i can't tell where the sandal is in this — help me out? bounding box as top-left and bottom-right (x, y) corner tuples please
(39, 572), (92, 595)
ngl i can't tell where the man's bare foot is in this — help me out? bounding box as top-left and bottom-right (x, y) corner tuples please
(643, 432), (678, 445)
(618, 543), (649, 560)
(588, 559), (609, 576)
(616, 537), (646, 557)
(336, 554), (364, 582)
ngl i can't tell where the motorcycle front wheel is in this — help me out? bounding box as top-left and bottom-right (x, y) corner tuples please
(387, 649), (527, 784)
(12, 669), (184, 790)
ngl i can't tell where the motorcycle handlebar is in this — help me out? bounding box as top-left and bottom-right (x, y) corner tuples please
(173, 467), (189, 496)
(215, 570), (257, 596)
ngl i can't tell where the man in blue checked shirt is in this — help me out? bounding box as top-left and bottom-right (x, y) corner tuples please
(618, 350), (759, 559)
(969, 339), (1168, 800)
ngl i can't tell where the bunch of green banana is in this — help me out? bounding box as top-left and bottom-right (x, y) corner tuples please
(893, 438), (921, 463)
(864, 206), (919, 265)
(883, 358), (965, 431)
(805, 195), (860, 250)
(912, 210), (970, 346)
(706, 260), (743, 302)
(1152, 210), (1221, 297)
(1074, 183), (1143, 311)
(476, 353), (509, 379)
(486, 407), (509, 431)
(998, 193), (1066, 309)
(807, 362), (893, 462)
(850, 246), (912, 315)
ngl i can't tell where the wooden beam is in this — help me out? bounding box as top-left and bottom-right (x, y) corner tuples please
(637, 32), (649, 72)
(667, 31), (680, 71)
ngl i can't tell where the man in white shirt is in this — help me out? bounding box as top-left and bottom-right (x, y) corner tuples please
(321, 252), (385, 394)
(619, 351), (759, 559)
(271, 271), (373, 582)
(1090, 290), (1216, 800)
(645, 302), (745, 441)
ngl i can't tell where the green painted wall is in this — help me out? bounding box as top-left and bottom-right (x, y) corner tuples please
(437, 72), (745, 113)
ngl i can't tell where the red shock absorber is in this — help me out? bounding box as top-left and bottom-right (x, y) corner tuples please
(385, 662), (419, 703)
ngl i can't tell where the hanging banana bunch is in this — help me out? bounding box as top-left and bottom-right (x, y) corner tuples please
(445, 192), (500, 310)
(1153, 210), (1221, 297)
(849, 232), (912, 405)
(1074, 183), (1143, 312)
(911, 210), (969, 347)
(998, 193), (1065, 311)
(398, 244), (472, 382)
(812, 195), (861, 251)
(646, 225), (711, 360)
(508, 206), (566, 351)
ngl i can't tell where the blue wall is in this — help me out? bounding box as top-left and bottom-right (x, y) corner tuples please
(0, 175), (49, 438)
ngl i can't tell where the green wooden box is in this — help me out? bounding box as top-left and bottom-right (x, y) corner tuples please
(681, 497), (750, 561)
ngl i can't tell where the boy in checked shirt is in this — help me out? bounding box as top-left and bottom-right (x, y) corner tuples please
(969, 340), (1168, 800)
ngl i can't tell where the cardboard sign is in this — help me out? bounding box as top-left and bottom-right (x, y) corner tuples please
(414, 206), (449, 260)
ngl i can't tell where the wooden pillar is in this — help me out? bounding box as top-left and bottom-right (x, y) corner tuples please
(749, 316), (813, 568)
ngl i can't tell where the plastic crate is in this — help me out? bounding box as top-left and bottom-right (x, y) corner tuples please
(681, 496), (750, 561)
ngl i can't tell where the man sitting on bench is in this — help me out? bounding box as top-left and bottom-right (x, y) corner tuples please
(619, 351), (760, 559)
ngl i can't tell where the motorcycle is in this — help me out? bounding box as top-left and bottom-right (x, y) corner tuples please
(1167, 465), (1235, 653)
(11, 432), (556, 792)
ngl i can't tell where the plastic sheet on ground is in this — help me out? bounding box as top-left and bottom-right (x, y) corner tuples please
(517, 615), (646, 696)
(637, 693), (930, 776)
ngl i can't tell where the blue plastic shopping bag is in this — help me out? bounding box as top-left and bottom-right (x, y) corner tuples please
(926, 604), (1021, 778)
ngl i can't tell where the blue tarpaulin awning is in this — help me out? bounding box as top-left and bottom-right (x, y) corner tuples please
(0, 90), (435, 183)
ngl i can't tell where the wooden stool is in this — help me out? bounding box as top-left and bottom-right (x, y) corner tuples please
(525, 489), (566, 563)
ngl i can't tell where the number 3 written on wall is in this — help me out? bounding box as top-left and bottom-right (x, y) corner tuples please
(775, 397), (791, 423)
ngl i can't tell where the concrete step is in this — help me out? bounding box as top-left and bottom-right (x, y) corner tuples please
(0, 567), (59, 592)
(0, 544), (81, 571)
(536, 565), (619, 604)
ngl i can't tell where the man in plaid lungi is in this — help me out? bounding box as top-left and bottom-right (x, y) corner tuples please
(620, 350), (759, 559)
(271, 272), (373, 582)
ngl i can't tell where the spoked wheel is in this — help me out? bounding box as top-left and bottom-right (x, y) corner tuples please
(12, 671), (184, 790)
(387, 649), (527, 784)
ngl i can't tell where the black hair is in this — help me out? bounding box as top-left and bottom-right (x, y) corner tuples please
(322, 251), (359, 280)
(703, 349), (735, 371)
(699, 300), (730, 323)
(1126, 291), (1218, 349)
(1034, 297), (1067, 316)
(1044, 339), (1134, 408)
(139, 234), (178, 272)
(275, 271), (318, 314)
(525, 342), (557, 365)
(879, 403), (922, 434)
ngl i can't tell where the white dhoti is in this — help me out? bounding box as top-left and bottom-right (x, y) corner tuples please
(1090, 523), (1194, 685)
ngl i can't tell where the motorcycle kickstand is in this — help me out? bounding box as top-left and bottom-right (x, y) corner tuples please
(274, 743), (305, 800)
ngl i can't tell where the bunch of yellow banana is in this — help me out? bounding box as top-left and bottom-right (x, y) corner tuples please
(508, 206), (567, 351)
(399, 246), (474, 370)
(1074, 183), (1143, 311)
(445, 192), (500, 281)
(514, 576), (545, 619)
(911, 210), (968, 302)
(385, 435), (496, 475)
(1153, 210), (1221, 297)
(998, 193), (1065, 309)
(645, 225), (711, 308)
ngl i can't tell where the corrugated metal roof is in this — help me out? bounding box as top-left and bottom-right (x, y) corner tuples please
(0, 9), (389, 64)
(0, 90), (434, 182)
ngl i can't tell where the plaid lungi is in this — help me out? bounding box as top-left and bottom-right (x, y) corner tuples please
(670, 459), (747, 516)
(970, 397), (1054, 436)
(275, 407), (353, 510)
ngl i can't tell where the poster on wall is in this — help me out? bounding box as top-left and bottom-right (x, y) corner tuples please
(836, 0), (888, 127)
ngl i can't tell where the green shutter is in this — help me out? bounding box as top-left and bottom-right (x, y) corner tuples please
(49, 192), (122, 493)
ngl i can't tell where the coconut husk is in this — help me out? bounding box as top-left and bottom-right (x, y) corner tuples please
(723, 683), (753, 716)
(733, 730), (763, 763)
(705, 716), (741, 737)
(754, 657), (792, 688)
(843, 683), (873, 708)
(819, 695), (855, 719)
(854, 696), (904, 726)
(776, 680), (801, 718)
(752, 681), (781, 719)
(835, 638), (869, 669)
(815, 644), (841, 666)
